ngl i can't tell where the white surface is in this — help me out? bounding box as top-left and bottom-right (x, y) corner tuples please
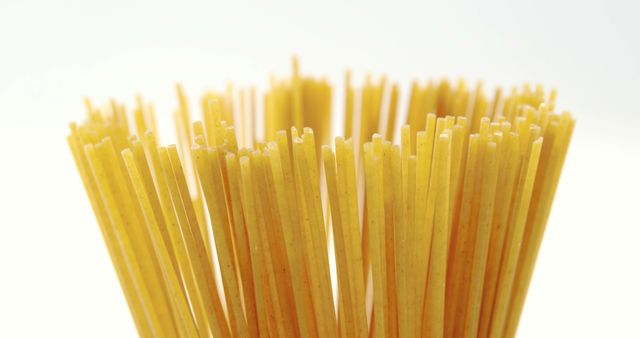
(1, 0), (639, 337)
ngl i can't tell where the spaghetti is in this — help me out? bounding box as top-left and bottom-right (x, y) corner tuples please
(68, 58), (574, 338)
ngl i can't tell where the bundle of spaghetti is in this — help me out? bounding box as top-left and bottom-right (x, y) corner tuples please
(68, 58), (574, 338)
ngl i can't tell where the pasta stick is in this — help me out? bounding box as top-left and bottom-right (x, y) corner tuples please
(489, 138), (543, 338)
(421, 133), (451, 338)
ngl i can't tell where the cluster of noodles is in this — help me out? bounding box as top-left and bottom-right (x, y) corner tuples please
(68, 58), (574, 338)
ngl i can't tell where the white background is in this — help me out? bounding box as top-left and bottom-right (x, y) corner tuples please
(1, 0), (639, 337)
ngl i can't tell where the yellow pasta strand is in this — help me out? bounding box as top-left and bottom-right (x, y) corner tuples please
(421, 133), (451, 338)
